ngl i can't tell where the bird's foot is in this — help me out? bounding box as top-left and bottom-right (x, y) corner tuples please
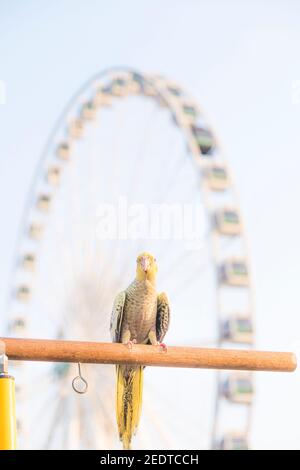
(157, 342), (168, 353)
(126, 339), (137, 351)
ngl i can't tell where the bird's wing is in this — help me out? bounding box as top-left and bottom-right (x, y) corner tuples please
(156, 292), (170, 342)
(110, 291), (126, 343)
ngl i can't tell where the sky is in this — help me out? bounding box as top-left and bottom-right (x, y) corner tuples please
(1, 0), (300, 449)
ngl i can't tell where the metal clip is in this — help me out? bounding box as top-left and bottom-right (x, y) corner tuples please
(72, 363), (88, 394)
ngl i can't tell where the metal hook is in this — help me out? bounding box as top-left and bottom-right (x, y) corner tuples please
(72, 363), (88, 394)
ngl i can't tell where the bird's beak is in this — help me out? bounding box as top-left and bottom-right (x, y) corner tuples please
(140, 256), (150, 272)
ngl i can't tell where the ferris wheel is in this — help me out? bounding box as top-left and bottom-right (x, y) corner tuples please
(5, 67), (255, 450)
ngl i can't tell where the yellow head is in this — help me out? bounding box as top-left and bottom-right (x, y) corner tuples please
(136, 252), (158, 283)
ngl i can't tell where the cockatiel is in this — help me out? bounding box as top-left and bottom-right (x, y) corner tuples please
(110, 252), (170, 450)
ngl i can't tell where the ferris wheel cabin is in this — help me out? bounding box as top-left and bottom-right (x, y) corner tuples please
(28, 223), (43, 240)
(214, 208), (242, 236)
(94, 87), (112, 106)
(36, 194), (51, 212)
(16, 285), (31, 302)
(204, 164), (230, 191)
(221, 315), (254, 344)
(221, 373), (254, 405)
(46, 166), (61, 186)
(68, 118), (84, 139)
(191, 125), (215, 155)
(218, 259), (250, 287)
(22, 253), (36, 271)
(81, 101), (97, 120)
(57, 142), (71, 160)
(218, 433), (249, 450)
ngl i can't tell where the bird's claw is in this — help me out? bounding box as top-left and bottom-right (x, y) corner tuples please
(126, 339), (137, 351)
(157, 342), (167, 353)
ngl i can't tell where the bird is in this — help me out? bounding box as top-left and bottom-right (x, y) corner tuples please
(110, 252), (170, 450)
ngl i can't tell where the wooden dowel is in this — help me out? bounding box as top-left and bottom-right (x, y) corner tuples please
(0, 337), (296, 372)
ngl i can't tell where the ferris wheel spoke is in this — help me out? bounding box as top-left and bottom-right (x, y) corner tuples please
(28, 384), (59, 440)
(44, 395), (68, 449)
(156, 151), (190, 204)
(109, 96), (130, 199)
(92, 389), (115, 430)
(88, 130), (128, 304)
(126, 104), (161, 201)
(107, 104), (164, 288)
(158, 224), (211, 281)
(79, 394), (100, 448)
(142, 399), (174, 448)
(144, 379), (207, 446)
(40, 229), (80, 333)
(87, 371), (117, 448)
(168, 256), (212, 299)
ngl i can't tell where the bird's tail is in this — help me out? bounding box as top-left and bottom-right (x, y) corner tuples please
(116, 365), (143, 450)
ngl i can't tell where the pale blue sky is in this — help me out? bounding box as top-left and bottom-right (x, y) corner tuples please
(1, 0), (300, 449)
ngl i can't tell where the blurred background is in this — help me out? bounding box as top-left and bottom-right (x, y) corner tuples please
(1, 0), (300, 450)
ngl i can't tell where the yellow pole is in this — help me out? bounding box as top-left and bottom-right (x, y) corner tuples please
(0, 341), (17, 450)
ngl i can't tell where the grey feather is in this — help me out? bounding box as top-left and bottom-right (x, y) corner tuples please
(110, 291), (126, 342)
(156, 292), (170, 342)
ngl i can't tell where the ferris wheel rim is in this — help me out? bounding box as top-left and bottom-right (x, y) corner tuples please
(7, 67), (255, 450)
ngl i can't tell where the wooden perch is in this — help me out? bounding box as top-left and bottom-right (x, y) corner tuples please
(0, 337), (297, 372)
